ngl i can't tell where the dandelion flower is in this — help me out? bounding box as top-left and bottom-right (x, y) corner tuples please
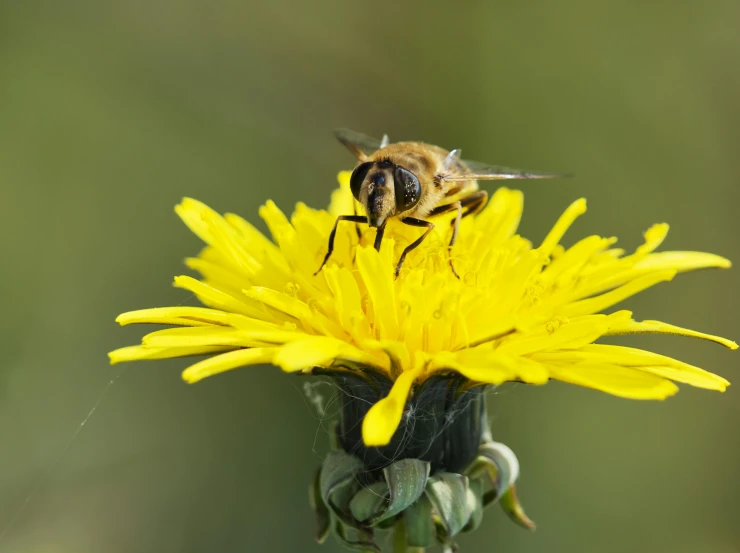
(110, 172), (734, 552)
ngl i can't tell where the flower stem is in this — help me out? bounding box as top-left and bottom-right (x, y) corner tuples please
(393, 520), (407, 553)
(393, 521), (425, 553)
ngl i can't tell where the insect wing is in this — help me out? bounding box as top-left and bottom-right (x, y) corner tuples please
(334, 128), (386, 160)
(443, 158), (569, 181)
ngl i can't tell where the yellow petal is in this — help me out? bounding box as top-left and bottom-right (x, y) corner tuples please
(576, 250), (731, 302)
(224, 212), (290, 273)
(182, 347), (278, 383)
(184, 256), (248, 292)
(558, 270), (676, 318)
(607, 319), (738, 350)
(204, 212), (262, 276)
(545, 362), (679, 399)
(108, 345), (233, 364)
(487, 250), (545, 316)
(362, 367), (423, 446)
(533, 344), (729, 391)
(429, 348), (549, 385)
(540, 235), (616, 285)
(292, 203), (339, 266)
(142, 326), (250, 347)
(243, 286), (312, 321)
(173, 275), (265, 319)
(273, 336), (385, 372)
(539, 198), (587, 257)
(466, 315), (517, 348)
(176, 198), (263, 276)
(474, 187), (524, 245)
(396, 268), (434, 352)
(175, 197), (218, 245)
(633, 365), (728, 391)
(635, 223), (669, 256)
(116, 306), (240, 327)
(355, 245), (399, 340)
(362, 339), (411, 377)
(581, 345), (731, 390)
(634, 251), (732, 271)
(259, 200), (320, 278)
(243, 286), (348, 340)
(497, 314), (615, 356)
(323, 266), (372, 341)
(142, 325), (302, 348)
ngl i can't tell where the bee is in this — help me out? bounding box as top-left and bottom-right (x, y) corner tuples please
(316, 129), (566, 278)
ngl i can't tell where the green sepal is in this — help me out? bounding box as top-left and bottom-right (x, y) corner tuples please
(309, 468), (331, 543)
(425, 472), (471, 538)
(349, 481), (389, 522)
(404, 494), (434, 548)
(433, 522), (458, 553)
(500, 484), (536, 530)
(334, 482), (364, 529)
(373, 459), (430, 524)
(319, 451), (363, 526)
(462, 478), (484, 533)
(476, 441), (519, 500)
(320, 451), (363, 504)
(333, 520), (380, 553)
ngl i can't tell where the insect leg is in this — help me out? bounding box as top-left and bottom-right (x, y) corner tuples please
(426, 191), (489, 279)
(459, 190), (488, 219)
(353, 201), (363, 239)
(315, 215), (367, 275)
(426, 203), (459, 225)
(373, 221), (387, 252)
(427, 190), (488, 218)
(396, 218), (435, 278)
(448, 192), (488, 278)
(448, 201), (463, 279)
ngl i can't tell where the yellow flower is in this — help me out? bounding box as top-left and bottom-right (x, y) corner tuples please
(110, 172), (734, 447)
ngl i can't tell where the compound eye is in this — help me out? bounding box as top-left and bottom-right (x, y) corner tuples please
(349, 162), (373, 200)
(393, 166), (422, 212)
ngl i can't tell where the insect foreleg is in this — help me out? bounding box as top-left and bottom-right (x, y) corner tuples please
(315, 215), (367, 275)
(352, 201), (363, 239)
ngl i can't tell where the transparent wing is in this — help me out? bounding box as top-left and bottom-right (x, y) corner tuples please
(442, 158), (570, 182)
(334, 128), (386, 160)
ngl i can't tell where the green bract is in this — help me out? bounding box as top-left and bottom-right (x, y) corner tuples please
(310, 418), (533, 552)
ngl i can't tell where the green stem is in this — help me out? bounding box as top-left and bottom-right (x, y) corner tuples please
(393, 520), (407, 553)
(392, 520), (424, 553)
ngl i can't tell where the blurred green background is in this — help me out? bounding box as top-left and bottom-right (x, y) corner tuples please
(1, 1), (738, 552)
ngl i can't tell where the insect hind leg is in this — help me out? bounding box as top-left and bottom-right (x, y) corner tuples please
(427, 191), (488, 279)
(459, 190), (488, 219)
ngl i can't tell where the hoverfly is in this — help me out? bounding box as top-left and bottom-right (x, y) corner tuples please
(316, 129), (566, 278)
